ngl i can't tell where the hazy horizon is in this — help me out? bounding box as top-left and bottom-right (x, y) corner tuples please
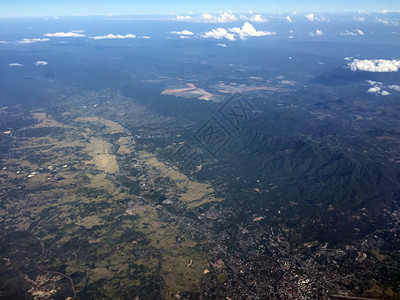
(1, 0), (399, 18)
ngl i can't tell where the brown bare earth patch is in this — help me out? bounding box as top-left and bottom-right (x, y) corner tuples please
(161, 83), (214, 101)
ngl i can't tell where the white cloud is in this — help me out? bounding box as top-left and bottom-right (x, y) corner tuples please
(377, 18), (399, 26)
(340, 30), (357, 36)
(19, 38), (49, 44)
(90, 34), (136, 40)
(366, 80), (392, 96)
(378, 18), (389, 25)
(35, 61), (48, 66)
(286, 16), (293, 23)
(9, 63), (23, 67)
(178, 12), (238, 23)
(171, 30), (194, 35)
(199, 12), (238, 23)
(306, 13), (328, 22)
(217, 43), (227, 47)
(203, 22), (275, 41)
(288, 35), (294, 39)
(0, 41), (10, 44)
(140, 36), (151, 39)
(203, 28), (236, 41)
(44, 31), (86, 38)
(239, 13), (268, 23)
(306, 13), (315, 21)
(367, 86), (380, 93)
(176, 15), (192, 21)
(344, 57), (352, 61)
(228, 22), (275, 40)
(309, 29), (323, 37)
(366, 80), (382, 86)
(388, 85), (400, 91)
(250, 14), (268, 23)
(382, 9), (400, 14)
(340, 29), (364, 36)
(349, 59), (400, 72)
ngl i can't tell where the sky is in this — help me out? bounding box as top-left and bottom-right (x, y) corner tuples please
(0, 0), (399, 17)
